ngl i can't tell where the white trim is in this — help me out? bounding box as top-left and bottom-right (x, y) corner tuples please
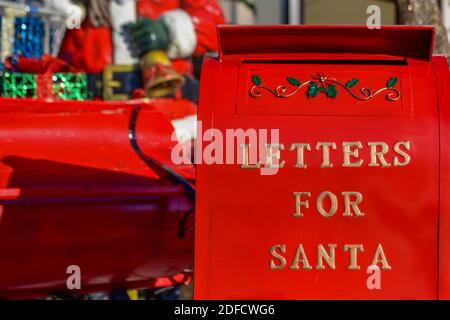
(110, 0), (138, 64)
(160, 9), (197, 59)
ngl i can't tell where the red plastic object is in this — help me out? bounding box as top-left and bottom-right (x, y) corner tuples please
(0, 98), (194, 299)
(195, 26), (450, 299)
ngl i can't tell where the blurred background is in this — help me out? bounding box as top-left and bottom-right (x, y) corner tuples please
(221, 0), (396, 25)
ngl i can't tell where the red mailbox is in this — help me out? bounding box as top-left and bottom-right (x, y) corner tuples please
(195, 26), (450, 299)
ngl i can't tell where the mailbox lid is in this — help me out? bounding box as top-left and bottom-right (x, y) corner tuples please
(196, 26), (440, 299)
(217, 25), (434, 61)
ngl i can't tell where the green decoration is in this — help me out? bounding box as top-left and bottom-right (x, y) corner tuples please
(325, 85), (338, 98)
(251, 74), (262, 86)
(386, 77), (398, 88)
(307, 82), (322, 97)
(249, 73), (401, 102)
(345, 78), (359, 88)
(52, 73), (88, 100)
(287, 77), (301, 86)
(2, 72), (37, 98)
(125, 18), (170, 56)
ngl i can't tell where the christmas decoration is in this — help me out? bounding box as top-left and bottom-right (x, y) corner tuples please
(52, 72), (88, 100)
(0, 6), (26, 62)
(126, 17), (184, 97)
(1, 54), (87, 100)
(60, 0), (225, 74)
(2, 71), (37, 98)
(1, 71), (88, 100)
(127, 18), (170, 56)
(139, 50), (184, 98)
(110, 0), (138, 64)
(13, 16), (45, 58)
(0, 0), (72, 61)
(250, 73), (401, 101)
(159, 9), (196, 59)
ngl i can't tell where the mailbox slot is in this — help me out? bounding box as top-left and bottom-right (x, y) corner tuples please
(241, 58), (408, 65)
(217, 25), (434, 61)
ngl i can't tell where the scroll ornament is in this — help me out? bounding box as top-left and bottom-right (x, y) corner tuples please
(249, 73), (401, 101)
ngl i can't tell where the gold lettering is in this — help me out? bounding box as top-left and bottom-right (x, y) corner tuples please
(240, 144), (260, 169)
(289, 143), (311, 169)
(264, 143), (285, 169)
(371, 244), (392, 270)
(342, 141), (364, 167)
(316, 191), (338, 217)
(290, 244), (312, 270)
(293, 192), (311, 218)
(316, 244), (337, 270)
(315, 142), (337, 168)
(344, 244), (364, 270)
(393, 141), (411, 167)
(342, 192), (364, 217)
(269, 244), (287, 270)
(368, 142), (391, 167)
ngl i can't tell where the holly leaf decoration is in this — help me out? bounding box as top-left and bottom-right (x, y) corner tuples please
(252, 74), (262, 86)
(325, 85), (338, 98)
(307, 82), (322, 97)
(386, 77), (398, 88)
(287, 77), (301, 86)
(345, 78), (359, 88)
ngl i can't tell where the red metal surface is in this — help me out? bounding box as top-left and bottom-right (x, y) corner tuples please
(0, 98), (194, 299)
(195, 26), (448, 299)
(436, 55), (450, 300)
(217, 25), (435, 61)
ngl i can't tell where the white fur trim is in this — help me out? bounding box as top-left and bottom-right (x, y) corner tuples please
(110, 0), (139, 64)
(160, 9), (197, 59)
(44, 0), (75, 14)
(43, 0), (86, 29)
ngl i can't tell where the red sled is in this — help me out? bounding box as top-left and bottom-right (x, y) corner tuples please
(0, 97), (195, 299)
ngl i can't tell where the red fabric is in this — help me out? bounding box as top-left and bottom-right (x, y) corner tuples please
(36, 73), (54, 100)
(6, 55), (78, 100)
(7, 54), (73, 73)
(60, 0), (225, 73)
(180, 0), (226, 55)
(59, 21), (113, 74)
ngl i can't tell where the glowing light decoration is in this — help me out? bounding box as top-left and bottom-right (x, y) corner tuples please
(52, 73), (89, 100)
(13, 16), (45, 58)
(2, 72), (37, 98)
